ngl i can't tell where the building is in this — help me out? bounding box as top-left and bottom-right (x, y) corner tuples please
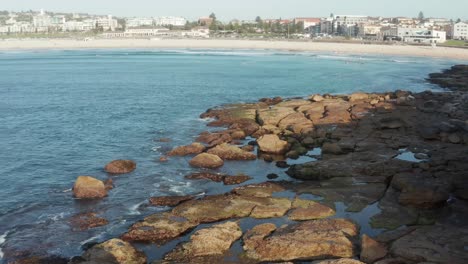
(198, 17), (214, 26)
(63, 19), (96, 32)
(333, 15), (368, 35)
(358, 23), (382, 39)
(451, 22), (468, 40)
(393, 17), (418, 26)
(294, 18), (321, 31)
(319, 17), (334, 35)
(126, 17), (154, 28)
(154, 16), (186, 26)
(96, 15), (118, 31)
(103, 26), (209, 38)
(397, 27), (446, 43)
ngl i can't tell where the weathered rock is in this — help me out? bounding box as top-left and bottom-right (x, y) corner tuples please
(240, 144), (255, 152)
(189, 153), (224, 169)
(322, 142), (344, 155)
(185, 172), (225, 182)
(277, 112), (314, 134)
(121, 212), (198, 243)
(379, 117), (405, 129)
(73, 176), (107, 199)
(266, 173), (279, 179)
(310, 94), (324, 102)
(243, 219), (358, 262)
(257, 134), (289, 154)
(222, 175), (252, 185)
(185, 172), (251, 185)
(360, 234), (387, 263)
(349, 92), (369, 102)
(390, 225), (468, 264)
(257, 106), (296, 126)
(206, 143), (256, 160)
(232, 182), (285, 197)
(171, 194), (291, 222)
(196, 131), (232, 147)
(104, 160), (136, 174)
(82, 238), (146, 264)
(312, 259), (365, 264)
(69, 212), (108, 231)
(288, 198), (335, 221)
(168, 143), (205, 156)
(149, 195), (194, 207)
(164, 221), (242, 262)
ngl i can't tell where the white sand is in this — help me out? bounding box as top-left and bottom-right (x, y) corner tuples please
(1, 38), (468, 60)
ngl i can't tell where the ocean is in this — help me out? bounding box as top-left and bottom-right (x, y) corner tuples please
(0, 49), (460, 261)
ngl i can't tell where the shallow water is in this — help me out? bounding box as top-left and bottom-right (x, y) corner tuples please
(0, 48), (461, 261)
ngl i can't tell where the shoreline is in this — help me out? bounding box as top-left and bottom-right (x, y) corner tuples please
(1, 38), (468, 60)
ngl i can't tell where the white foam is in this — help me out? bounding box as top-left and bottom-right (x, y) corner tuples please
(0, 231), (8, 259)
(80, 232), (104, 246)
(128, 201), (145, 215)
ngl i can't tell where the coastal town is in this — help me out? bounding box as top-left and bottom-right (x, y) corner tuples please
(0, 9), (467, 45)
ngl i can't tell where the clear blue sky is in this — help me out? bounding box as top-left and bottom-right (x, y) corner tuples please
(3, 0), (468, 21)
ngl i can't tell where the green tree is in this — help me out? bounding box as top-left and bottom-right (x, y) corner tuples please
(456, 18), (462, 23)
(418, 11), (424, 20)
(209, 13), (216, 20)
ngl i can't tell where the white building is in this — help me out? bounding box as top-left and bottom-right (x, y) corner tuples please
(358, 24), (382, 38)
(63, 19), (96, 31)
(154, 16), (186, 26)
(33, 13), (51, 27)
(397, 27), (446, 44)
(451, 22), (468, 40)
(334, 15), (368, 32)
(96, 15), (118, 31)
(126, 17), (154, 28)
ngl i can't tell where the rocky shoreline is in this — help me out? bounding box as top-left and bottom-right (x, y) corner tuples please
(6, 65), (468, 264)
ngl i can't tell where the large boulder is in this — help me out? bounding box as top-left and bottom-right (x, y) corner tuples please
(82, 238), (147, 264)
(243, 219), (358, 262)
(164, 221), (242, 262)
(168, 142), (206, 156)
(257, 134), (289, 154)
(189, 153), (224, 169)
(360, 234), (387, 263)
(73, 176), (107, 199)
(104, 160), (136, 174)
(206, 143), (256, 160)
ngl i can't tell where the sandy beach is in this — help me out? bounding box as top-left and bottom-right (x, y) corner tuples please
(1, 38), (468, 60)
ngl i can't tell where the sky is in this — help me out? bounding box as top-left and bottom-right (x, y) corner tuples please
(3, 0), (468, 21)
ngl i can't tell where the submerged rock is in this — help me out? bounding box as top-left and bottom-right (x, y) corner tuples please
(164, 221), (242, 262)
(257, 134), (289, 154)
(73, 176), (107, 199)
(149, 195), (195, 207)
(167, 142), (206, 156)
(243, 219), (358, 262)
(104, 160), (136, 174)
(69, 212), (108, 231)
(81, 238), (146, 264)
(185, 172), (251, 185)
(189, 153), (224, 169)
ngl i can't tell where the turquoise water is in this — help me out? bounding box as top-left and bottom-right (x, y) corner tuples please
(0, 49), (460, 261)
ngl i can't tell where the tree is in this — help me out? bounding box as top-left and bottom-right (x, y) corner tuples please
(209, 13), (216, 20)
(456, 18), (462, 23)
(418, 11), (424, 21)
(255, 16), (262, 23)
